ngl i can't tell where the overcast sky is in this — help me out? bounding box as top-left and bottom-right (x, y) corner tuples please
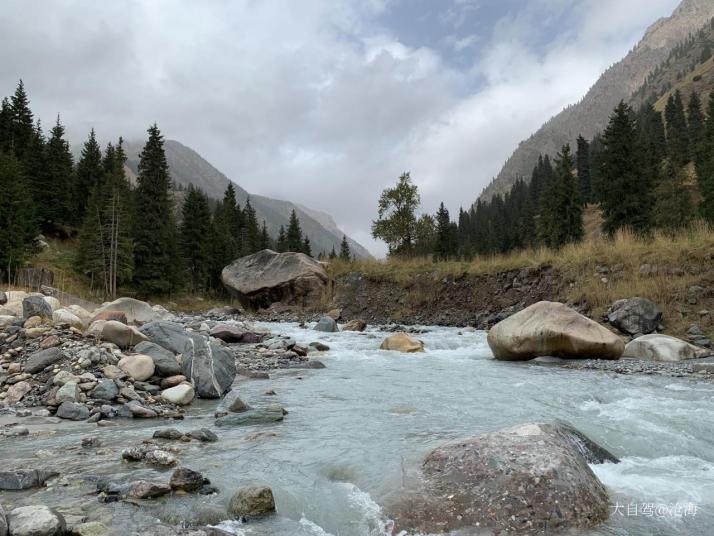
(0, 0), (680, 256)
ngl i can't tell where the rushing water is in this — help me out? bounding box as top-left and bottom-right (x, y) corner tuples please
(2, 323), (714, 535)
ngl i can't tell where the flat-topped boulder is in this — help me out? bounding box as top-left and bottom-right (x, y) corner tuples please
(221, 249), (328, 309)
(623, 334), (708, 362)
(487, 301), (624, 361)
(387, 421), (615, 534)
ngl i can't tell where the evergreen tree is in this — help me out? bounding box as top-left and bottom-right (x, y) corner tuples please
(0, 151), (37, 276)
(654, 160), (695, 232)
(696, 92), (714, 221)
(132, 124), (180, 296)
(286, 209), (303, 252)
(0, 98), (11, 154)
(664, 90), (689, 167)
(276, 225), (287, 252)
(179, 186), (212, 293)
(42, 116), (75, 226)
(329, 246), (337, 259)
(339, 235), (351, 261)
(260, 220), (271, 249)
(434, 202), (456, 260)
(241, 197), (259, 255)
(687, 92), (705, 163)
(538, 144), (583, 248)
(575, 135), (591, 204)
(9, 80), (34, 162)
(75, 129), (104, 222)
(372, 172), (420, 256)
(302, 236), (312, 256)
(414, 214), (436, 256)
(598, 102), (652, 235)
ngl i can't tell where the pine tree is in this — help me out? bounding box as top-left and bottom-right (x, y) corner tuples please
(687, 92), (705, 163)
(9, 80), (34, 162)
(179, 186), (212, 293)
(664, 90), (689, 167)
(42, 116), (75, 226)
(696, 92), (714, 221)
(302, 236), (312, 256)
(276, 225), (287, 252)
(286, 209), (303, 252)
(132, 124), (180, 296)
(0, 98), (11, 154)
(576, 135), (591, 204)
(260, 220), (271, 249)
(434, 202), (456, 260)
(0, 151), (37, 277)
(599, 102), (652, 236)
(339, 235), (351, 261)
(538, 144), (583, 248)
(241, 198), (259, 255)
(75, 129), (104, 222)
(654, 160), (695, 232)
(329, 246), (337, 259)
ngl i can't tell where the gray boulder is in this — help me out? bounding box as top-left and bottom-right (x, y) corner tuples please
(607, 297), (662, 335)
(56, 401), (90, 421)
(388, 421), (614, 535)
(622, 334), (708, 362)
(22, 296), (52, 319)
(93, 297), (157, 324)
(0, 470), (58, 490)
(182, 333), (236, 398)
(7, 505), (65, 536)
(140, 321), (192, 354)
(134, 341), (182, 377)
(314, 316), (338, 333)
(228, 486), (276, 518)
(24, 347), (64, 373)
(221, 249), (328, 309)
(91, 379), (119, 401)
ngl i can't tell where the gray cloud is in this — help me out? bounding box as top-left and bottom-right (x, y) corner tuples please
(0, 0), (680, 256)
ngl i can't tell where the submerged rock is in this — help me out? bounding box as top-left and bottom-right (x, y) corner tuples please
(380, 333), (424, 353)
(0, 469), (58, 490)
(388, 421), (614, 534)
(215, 406), (285, 427)
(607, 297), (662, 336)
(6, 505), (65, 536)
(487, 301), (624, 360)
(228, 486), (276, 518)
(623, 334), (707, 362)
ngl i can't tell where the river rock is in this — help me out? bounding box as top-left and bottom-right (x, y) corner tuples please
(140, 321), (192, 354)
(133, 341), (181, 377)
(182, 333), (236, 399)
(0, 469), (58, 490)
(170, 467), (207, 492)
(342, 319), (367, 332)
(388, 421), (613, 534)
(93, 297), (157, 325)
(188, 428), (219, 442)
(55, 382), (80, 404)
(72, 522), (109, 536)
(23, 316), (43, 329)
(215, 405), (284, 427)
(607, 297), (662, 335)
(67, 304), (93, 325)
(380, 332), (424, 353)
(228, 486), (276, 518)
(56, 401), (90, 420)
(52, 308), (84, 329)
(6, 505), (65, 536)
(101, 321), (148, 348)
(161, 383), (195, 405)
(0, 300), (23, 317)
(314, 316), (338, 332)
(309, 341), (330, 351)
(487, 301), (624, 361)
(228, 396), (250, 413)
(90, 310), (128, 324)
(160, 375), (187, 389)
(91, 379), (119, 401)
(126, 400), (158, 418)
(622, 334), (706, 362)
(25, 347), (64, 373)
(0, 315), (15, 329)
(125, 480), (172, 499)
(210, 324), (245, 343)
(221, 249), (328, 309)
(22, 296), (53, 319)
(5, 381), (31, 405)
(144, 449), (178, 466)
(118, 354), (155, 381)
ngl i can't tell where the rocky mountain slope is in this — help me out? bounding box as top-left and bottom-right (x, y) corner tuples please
(123, 140), (371, 259)
(478, 0), (714, 203)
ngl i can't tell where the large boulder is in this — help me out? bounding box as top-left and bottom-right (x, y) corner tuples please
(6, 505), (65, 536)
(101, 321), (147, 348)
(22, 296), (52, 319)
(52, 308), (84, 330)
(487, 301), (624, 360)
(607, 297), (662, 335)
(118, 354), (155, 381)
(134, 341), (181, 377)
(388, 422), (615, 535)
(221, 249), (328, 309)
(622, 334), (707, 362)
(314, 316), (338, 332)
(140, 321), (192, 354)
(0, 300), (23, 317)
(182, 333), (236, 398)
(228, 486), (276, 518)
(380, 333), (424, 353)
(93, 297), (157, 325)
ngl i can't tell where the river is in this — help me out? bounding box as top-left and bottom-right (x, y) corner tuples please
(2, 323), (713, 535)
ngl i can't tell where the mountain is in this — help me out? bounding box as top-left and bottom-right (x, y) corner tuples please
(478, 0), (714, 203)
(123, 139), (372, 259)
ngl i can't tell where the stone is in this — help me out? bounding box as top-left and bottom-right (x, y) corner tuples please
(606, 297), (662, 336)
(91, 380), (119, 401)
(23, 316), (42, 328)
(188, 428), (218, 442)
(236, 367), (269, 379)
(4, 381), (31, 404)
(93, 297), (157, 324)
(215, 405), (285, 427)
(6, 505), (65, 536)
(133, 341), (181, 377)
(210, 324), (246, 343)
(160, 375), (187, 389)
(25, 347), (64, 373)
(308, 341), (330, 351)
(221, 249), (328, 309)
(170, 467), (207, 492)
(118, 354), (155, 381)
(67, 304), (93, 326)
(126, 401), (158, 418)
(388, 422), (614, 535)
(101, 321), (148, 348)
(139, 321), (192, 354)
(102, 365), (124, 379)
(291, 344), (307, 357)
(43, 296), (60, 312)
(55, 382), (80, 404)
(90, 310), (128, 324)
(0, 291), (6, 305)
(52, 308), (84, 329)
(228, 396), (250, 413)
(39, 335), (60, 349)
(0, 469), (58, 490)
(56, 401), (90, 420)
(342, 319), (367, 332)
(0, 300), (23, 317)
(228, 486), (276, 518)
(380, 332), (425, 353)
(125, 480), (172, 499)
(144, 449), (178, 466)
(73, 522), (109, 536)
(161, 383), (195, 405)
(487, 301), (624, 360)
(22, 296), (52, 319)
(692, 358), (714, 373)
(25, 327), (50, 338)
(622, 334), (707, 362)
(0, 315), (15, 329)
(53, 371), (80, 386)
(153, 428), (184, 440)
(182, 333), (236, 398)
(314, 316), (338, 332)
(326, 308), (342, 320)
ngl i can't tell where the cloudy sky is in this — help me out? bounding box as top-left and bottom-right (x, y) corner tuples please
(0, 0), (680, 256)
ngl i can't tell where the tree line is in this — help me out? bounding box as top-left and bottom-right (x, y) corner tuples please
(0, 81), (335, 298)
(373, 89), (714, 259)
